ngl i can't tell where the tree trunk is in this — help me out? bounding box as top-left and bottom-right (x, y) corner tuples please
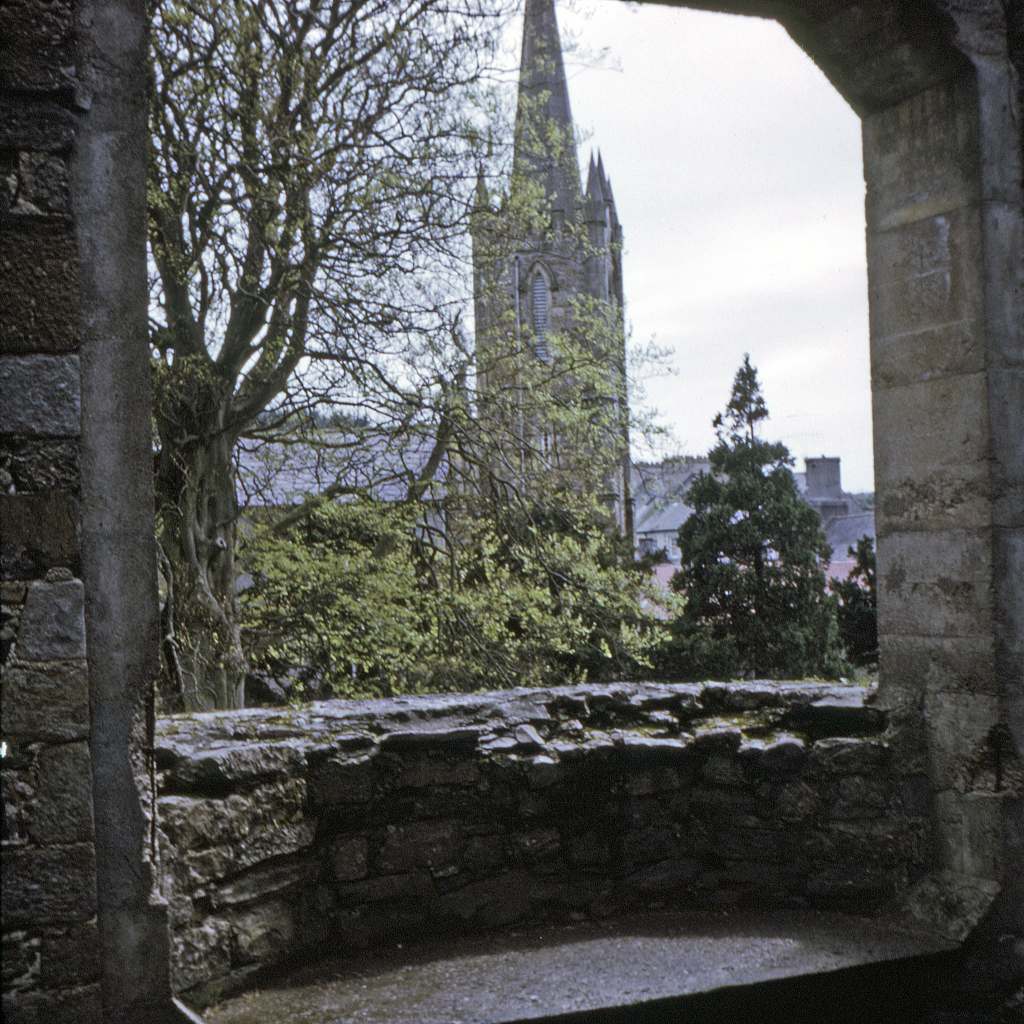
(155, 398), (245, 711)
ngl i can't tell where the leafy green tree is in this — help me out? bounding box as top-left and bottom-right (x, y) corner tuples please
(831, 535), (878, 667)
(665, 355), (847, 680)
(148, 0), (516, 709)
(240, 492), (663, 698)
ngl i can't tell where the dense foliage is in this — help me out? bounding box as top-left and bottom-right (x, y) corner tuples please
(832, 535), (878, 667)
(148, 0), (521, 708)
(663, 356), (847, 680)
(241, 494), (664, 699)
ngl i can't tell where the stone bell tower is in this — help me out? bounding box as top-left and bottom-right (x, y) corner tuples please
(472, 0), (633, 543)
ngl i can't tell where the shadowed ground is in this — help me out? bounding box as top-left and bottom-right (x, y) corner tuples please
(205, 908), (956, 1024)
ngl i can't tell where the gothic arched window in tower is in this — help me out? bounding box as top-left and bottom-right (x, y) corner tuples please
(531, 270), (552, 362)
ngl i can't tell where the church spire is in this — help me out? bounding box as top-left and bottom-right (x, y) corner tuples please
(512, 0), (581, 220)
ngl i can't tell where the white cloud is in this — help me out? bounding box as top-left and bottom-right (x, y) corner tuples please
(554, 1), (875, 491)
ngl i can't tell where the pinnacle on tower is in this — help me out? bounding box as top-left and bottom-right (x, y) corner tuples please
(585, 150), (605, 202)
(512, 0), (581, 219)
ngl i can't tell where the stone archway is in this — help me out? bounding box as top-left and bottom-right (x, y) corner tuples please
(0, 0), (1019, 1019)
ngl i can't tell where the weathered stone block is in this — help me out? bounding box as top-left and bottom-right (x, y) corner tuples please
(26, 741), (94, 844)
(1, 844), (97, 924)
(806, 865), (905, 904)
(700, 753), (746, 786)
(620, 735), (695, 764)
(623, 826), (680, 867)
(0, 98), (76, 152)
(873, 374), (992, 533)
(230, 901), (299, 962)
(1, 982), (103, 1024)
(0, 222), (80, 354)
(878, 528), (993, 639)
(689, 726), (742, 757)
(869, 208), (984, 350)
(40, 921), (102, 989)
(335, 871), (434, 907)
(12, 152), (71, 215)
(397, 756), (480, 789)
(923, 689), (1002, 794)
(380, 726), (481, 751)
(830, 775), (890, 820)
(15, 578), (85, 660)
(1, 928), (39, 992)
(879, 633), (997, 701)
(0, 492), (79, 577)
(0, 0), (75, 93)
(166, 741), (306, 790)
(185, 821), (317, 887)
(0, 355), (80, 436)
(331, 836), (369, 881)
(212, 857), (318, 909)
(810, 737), (892, 774)
(0, 437), (79, 492)
(309, 754), (376, 806)
(757, 735), (808, 774)
(527, 755), (561, 789)
(784, 692), (884, 738)
(158, 780), (305, 850)
(0, 660), (89, 740)
(772, 780), (822, 823)
(514, 828), (560, 864)
(870, 318), (987, 392)
(624, 858), (702, 895)
(863, 78), (979, 233)
(566, 830), (612, 868)
(172, 918), (233, 994)
(376, 821), (463, 874)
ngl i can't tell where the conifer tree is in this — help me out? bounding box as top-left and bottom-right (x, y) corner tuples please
(832, 536), (878, 667)
(666, 355), (847, 680)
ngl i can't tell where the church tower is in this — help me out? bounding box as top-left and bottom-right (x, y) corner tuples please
(472, 0), (633, 543)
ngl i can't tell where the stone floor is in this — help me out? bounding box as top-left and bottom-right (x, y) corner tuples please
(203, 909), (956, 1024)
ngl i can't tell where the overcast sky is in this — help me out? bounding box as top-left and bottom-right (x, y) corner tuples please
(544, 1), (874, 491)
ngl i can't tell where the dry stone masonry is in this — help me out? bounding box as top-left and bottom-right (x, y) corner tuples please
(155, 682), (929, 1006)
(1, 1), (1021, 1021)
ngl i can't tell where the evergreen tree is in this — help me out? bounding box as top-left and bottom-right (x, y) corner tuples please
(665, 355), (847, 680)
(831, 535), (878, 667)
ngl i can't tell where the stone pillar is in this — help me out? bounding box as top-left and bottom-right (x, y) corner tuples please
(2, 0), (188, 1020)
(865, 20), (1023, 997)
(1, 0), (103, 1016)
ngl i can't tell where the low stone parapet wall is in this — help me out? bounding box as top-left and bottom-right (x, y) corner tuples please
(155, 682), (929, 1006)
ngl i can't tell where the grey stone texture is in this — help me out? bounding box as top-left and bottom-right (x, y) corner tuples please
(0, 222), (79, 354)
(0, 356), (81, 437)
(0, 493), (80, 578)
(155, 683), (930, 1006)
(14, 579), (86, 660)
(206, 909), (956, 1024)
(0, 0), (1020, 1021)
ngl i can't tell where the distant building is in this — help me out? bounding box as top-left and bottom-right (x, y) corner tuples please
(633, 455), (874, 583)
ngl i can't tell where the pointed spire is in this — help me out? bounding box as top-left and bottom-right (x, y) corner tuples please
(585, 150), (604, 201)
(474, 163), (490, 211)
(512, 0), (581, 219)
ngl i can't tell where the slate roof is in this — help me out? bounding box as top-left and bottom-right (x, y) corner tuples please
(235, 432), (446, 509)
(824, 512), (876, 557)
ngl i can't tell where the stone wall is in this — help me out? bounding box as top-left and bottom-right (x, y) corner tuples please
(2, 1), (179, 1021)
(1, 0), (102, 1015)
(155, 682), (928, 1007)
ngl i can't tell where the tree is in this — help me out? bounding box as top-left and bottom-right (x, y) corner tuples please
(148, 0), (516, 709)
(831, 535), (878, 667)
(664, 355), (847, 680)
(240, 492), (662, 699)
